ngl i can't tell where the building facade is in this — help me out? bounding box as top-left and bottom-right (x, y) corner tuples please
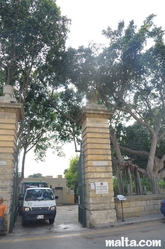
(21, 175), (75, 205)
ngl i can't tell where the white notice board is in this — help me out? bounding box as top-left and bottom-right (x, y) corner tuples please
(95, 182), (109, 194)
(117, 195), (127, 201)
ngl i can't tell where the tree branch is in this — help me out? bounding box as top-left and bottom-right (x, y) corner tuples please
(50, 99), (76, 123)
(120, 146), (149, 157)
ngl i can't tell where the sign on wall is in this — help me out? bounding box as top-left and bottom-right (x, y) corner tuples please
(90, 182), (95, 190)
(0, 160), (6, 165)
(93, 161), (108, 166)
(95, 182), (109, 194)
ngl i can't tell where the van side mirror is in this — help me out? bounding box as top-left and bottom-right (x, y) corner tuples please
(55, 196), (58, 199)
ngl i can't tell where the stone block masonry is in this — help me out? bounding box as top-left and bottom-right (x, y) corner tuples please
(78, 103), (116, 228)
(0, 102), (24, 233)
(114, 194), (164, 219)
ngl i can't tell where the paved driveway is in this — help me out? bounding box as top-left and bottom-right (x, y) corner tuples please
(9, 205), (86, 237)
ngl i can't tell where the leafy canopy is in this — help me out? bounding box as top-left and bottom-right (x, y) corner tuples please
(64, 155), (79, 201)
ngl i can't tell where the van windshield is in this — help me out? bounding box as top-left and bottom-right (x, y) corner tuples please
(25, 188), (54, 201)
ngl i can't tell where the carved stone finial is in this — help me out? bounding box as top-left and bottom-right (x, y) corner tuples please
(87, 89), (100, 104)
(0, 85), (17, 103)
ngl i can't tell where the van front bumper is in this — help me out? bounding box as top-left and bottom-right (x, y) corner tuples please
(22, 209), (56, 221)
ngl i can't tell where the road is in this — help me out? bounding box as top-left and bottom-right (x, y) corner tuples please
(9, 205), (86, 236)
(0, 205), (164, 248)
(0, 220), (164, 249)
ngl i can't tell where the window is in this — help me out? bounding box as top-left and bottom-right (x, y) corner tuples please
(25, 188), (54, 201)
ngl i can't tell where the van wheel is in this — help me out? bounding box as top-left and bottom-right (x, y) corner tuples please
(49, 219), (54, 224)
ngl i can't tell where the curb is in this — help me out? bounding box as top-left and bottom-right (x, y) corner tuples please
(93, 216), (164, 229)
(114, 217), (164, 227)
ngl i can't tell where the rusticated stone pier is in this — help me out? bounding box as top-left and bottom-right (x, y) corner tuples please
(0, 85), (24, 233)
(78, 103), (116, 228)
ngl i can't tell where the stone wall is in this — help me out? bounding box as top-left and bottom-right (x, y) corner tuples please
(114, 194), (164, 219)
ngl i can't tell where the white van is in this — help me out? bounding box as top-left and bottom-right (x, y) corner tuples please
(22, 187), (58, 226)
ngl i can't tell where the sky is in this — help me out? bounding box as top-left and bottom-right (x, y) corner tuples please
(23, 0), (165, 178)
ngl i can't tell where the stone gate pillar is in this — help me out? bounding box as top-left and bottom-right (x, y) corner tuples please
(78, 103), (116, 227)
(0, 85), (24, 233)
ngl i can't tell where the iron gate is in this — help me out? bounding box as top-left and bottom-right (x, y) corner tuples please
(78, 150), (86, 227)
(9, 148), (19, 232)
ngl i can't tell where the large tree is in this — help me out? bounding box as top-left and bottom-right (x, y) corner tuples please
(18, 84), (82, 182)
(65, 15), (165, 193)
(0, 0), (69, 92)
(0, 0), (79, 180)
(98, 15), (165, 193)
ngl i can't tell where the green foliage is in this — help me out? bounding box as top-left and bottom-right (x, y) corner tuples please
(65, 15), (165, 190)
(159, 179), (165, 189)
(28, 173), (44, 178)
(115, 119), (165, 172)
(64, 44), (103, 98)
(0, 0), (81, 170)
(117, 122), (151, 151)
(64, 155), (79, 202)
(116, 122), (150, 168)
(113, 176), (118, 196)
(50, 88), (82, 143)
(141, 177), (151, 192)
(2, 4), (165, 191)
(113, 175), (151, 195)
(0, 0), (69, 86)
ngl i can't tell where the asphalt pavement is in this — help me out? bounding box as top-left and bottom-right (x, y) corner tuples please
(5, 205), (165, 237)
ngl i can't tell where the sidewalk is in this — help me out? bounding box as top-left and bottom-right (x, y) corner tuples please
(89, 212), (164, 229)
(114, 213), (164, 226)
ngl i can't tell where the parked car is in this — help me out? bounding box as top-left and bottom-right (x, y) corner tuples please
(160, 199), (165, 216)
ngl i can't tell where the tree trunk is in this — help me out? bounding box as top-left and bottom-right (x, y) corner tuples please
(115, 163), (124, 194)
(110, 129), (124, 163)
(110, 129), (124, 194)
(146, 134), (160, 194)
(18, 147), (27, 185)
(134, 169), (143, 195)
(149, 176), (160, 194)
(127, 166), (133, 195)
(146, 134), (157, 178)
